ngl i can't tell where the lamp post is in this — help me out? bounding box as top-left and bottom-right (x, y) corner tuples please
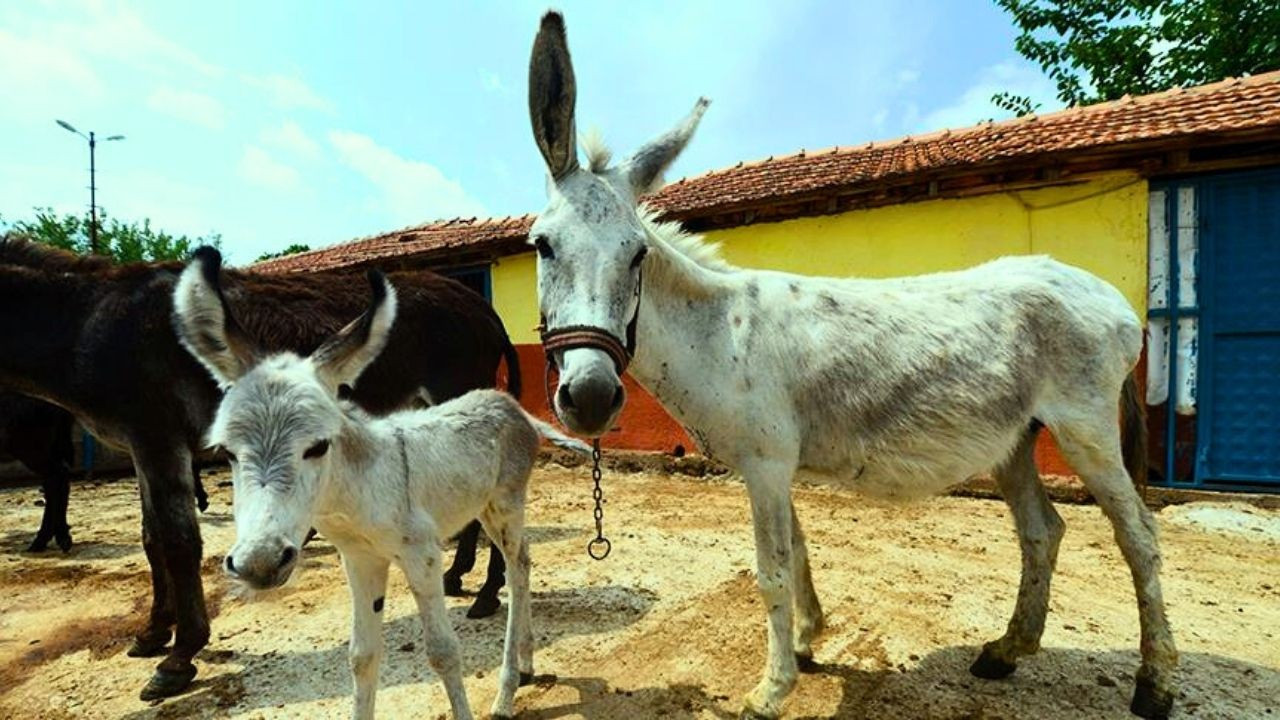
(56, 120), (124, 256)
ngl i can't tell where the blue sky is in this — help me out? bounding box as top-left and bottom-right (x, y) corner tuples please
(0, 1), (1061, 263)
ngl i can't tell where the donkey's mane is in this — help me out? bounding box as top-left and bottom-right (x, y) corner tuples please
(581, 128), (612, 174)
(637, 205), (735, 273)
(0, 233), (119, 273)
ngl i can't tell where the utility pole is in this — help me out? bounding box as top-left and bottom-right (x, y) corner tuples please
(56, 120), (124, 256)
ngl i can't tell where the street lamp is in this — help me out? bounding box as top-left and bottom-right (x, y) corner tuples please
(56, 119), (125, 256)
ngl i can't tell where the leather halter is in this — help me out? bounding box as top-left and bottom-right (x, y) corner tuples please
(538, 269), (642, 422)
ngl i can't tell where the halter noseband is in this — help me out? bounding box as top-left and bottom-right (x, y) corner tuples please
(538, 268), (643, 423)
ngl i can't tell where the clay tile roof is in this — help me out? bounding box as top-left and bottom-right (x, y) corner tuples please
(256, 71), (1280, 274)
(253, 214), (535, 274)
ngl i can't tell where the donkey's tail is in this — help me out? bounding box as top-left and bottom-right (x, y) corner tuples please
(502, 337), (523, 400)
(522, 410), (591, 456)
(1120, 369), (1148, 494)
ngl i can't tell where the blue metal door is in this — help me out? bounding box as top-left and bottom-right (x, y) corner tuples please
(1197, 167), (1280, 488)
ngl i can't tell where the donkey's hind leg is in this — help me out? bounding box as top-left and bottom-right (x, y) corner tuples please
(1053, 414), (1177, 720)
(790, 505), (824, 670)
(971, 424), (1065, 679)
(402, 542), (474, 720)
(479, 510), (533, 720)
(443, 519), (482, 597)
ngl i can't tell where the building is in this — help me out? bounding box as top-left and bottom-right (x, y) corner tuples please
(257, 72), (1280, 492)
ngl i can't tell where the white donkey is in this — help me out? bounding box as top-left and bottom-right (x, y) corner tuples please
(173, 255), (580, 720)
(524, 12), (1176, 720)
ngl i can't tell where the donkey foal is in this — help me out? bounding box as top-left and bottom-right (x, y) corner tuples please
(174, 258), (574, 719)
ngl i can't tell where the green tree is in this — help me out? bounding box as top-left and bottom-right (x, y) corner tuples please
(994, 0), (1280, 114)
(1, 208), (220, 263)
(255, 243), (312, 263)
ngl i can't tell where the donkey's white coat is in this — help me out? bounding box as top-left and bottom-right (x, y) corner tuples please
(525, 12), (1177, 720)
(174, 260), (578, 720)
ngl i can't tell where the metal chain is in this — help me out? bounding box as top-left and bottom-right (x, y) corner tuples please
(587, 439), (611, 560)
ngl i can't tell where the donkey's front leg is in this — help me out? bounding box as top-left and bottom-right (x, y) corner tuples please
(402, 543), (474, 720)
(132, 445), (210, 701)
(341, 549), (390, 720)
(740, 464), (800, 720)
(790, 505), (824, 670)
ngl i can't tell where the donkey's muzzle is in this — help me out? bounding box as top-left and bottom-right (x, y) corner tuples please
(224, 540), (299, 589)
(556, 374), (624, 436)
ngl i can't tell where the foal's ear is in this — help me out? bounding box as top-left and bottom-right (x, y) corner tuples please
(172, 246), (258, 388)
(621, 97), (709, 196)
(529, 10), (579, 180)
(312, 269), (397, 392)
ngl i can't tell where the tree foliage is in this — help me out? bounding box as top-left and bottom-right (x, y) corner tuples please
(994, 0), (1280, 114)
(255, 243), (311, 263)
(1, 208), (221, 263)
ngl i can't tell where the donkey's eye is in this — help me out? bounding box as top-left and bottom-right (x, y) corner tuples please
(630, 247), (648, 269)
(303, 440), (330, 459)
(533, 236), (555, 260)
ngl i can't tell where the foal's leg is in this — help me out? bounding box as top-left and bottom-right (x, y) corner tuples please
(1054, 415), (1177, 720)
(740, 461), (800, 720)
(790, 505), (824, 670)
(479, 512), (534, 720)
(971, 426), (1065, 679)
(444, 519), (481, 596)
(341, 549), (390, 720)
(401, 543), (474, 720)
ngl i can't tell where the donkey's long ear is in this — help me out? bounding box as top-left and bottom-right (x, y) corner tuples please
(172, 246), (257, 387)
(529, 11), (579, 179)
(622, 97), (709, 196)
(312, 269), (397, 392)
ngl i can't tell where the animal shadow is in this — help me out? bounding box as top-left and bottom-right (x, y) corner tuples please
(120, 583), (659, 719)
(790, 645), (1280, 719)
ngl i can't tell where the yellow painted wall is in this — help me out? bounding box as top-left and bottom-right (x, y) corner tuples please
(491, 171), (1149, 343)
(707, 171), (1148, 313)
(492, 252), (541, 344)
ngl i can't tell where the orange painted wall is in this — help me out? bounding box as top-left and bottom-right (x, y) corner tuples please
(511, 344), (694, 454)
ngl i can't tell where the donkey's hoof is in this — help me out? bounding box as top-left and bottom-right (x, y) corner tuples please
(443, 574), (466, 597)
(55, 530), (73, 553)
(127, 632), (173, 658)
(26, 533), (51, 552)
(1130, 677), (1173, 720)
(739, 709), (775, 720)
(796, 652), (820, 673)
(466, 594), (501, 619)
(969, 647), (1017, 680)
(139, 665), (197, 701)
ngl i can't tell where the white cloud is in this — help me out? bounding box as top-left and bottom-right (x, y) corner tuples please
(896, 69), (921, 85)
(261, 120), (321, 161)
(328, 130), (487, 224)
(147, 87), (226, 130)
(242, 72), (331, 111)
(239, 146), (301, 191)
(0, 27), (103, 121)
(916, 60), (1061, 133)
(45, 3), (224, 80)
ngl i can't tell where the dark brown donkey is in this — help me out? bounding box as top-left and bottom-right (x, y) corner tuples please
(0, 237), (521, 700)
(1, 392), (212, 552)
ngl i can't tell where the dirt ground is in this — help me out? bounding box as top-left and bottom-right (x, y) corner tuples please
(1, 463), (1277, 719)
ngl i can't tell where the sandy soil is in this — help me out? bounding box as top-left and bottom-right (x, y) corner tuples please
(1, 463), (1277, 719)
